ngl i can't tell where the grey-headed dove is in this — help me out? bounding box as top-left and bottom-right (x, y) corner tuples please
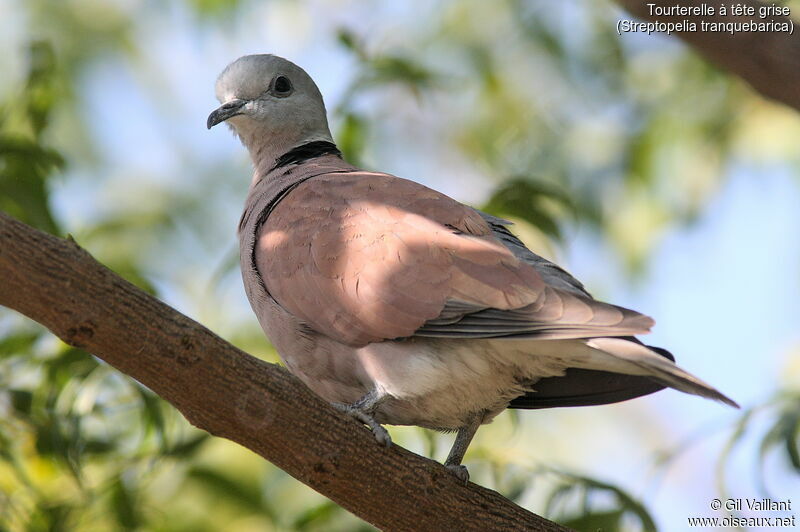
(208, 54), (737, 482)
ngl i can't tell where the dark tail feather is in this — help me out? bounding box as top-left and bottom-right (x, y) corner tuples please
(509, 342), (737, 410)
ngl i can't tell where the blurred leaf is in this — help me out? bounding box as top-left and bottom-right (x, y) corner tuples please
(164, 432), (210, 458)
(561, 509), (625, 532)
(138, 387), (167, 449)
(545, 470), (657, 532)
(503, 475), (528, 505)
(337, 112), (368, 167)
(625, 117), (659, 187)
(82, 438), (116, 456)
(33, 417), (68, 459)
(0, 136), (64, 168)
(187, 466), (269, 515)
(482, 178), (575, 240)
(716, 404), (757, 496)
(105, 262), (159, 295)
(0, 330), (41, 358)
(28, 502), (73, 532)
(336, 28), (367, 61)
(707, 390), (800, 499)
(337, 29), (437, 98)
(464, 44), (501, 94)
(759, 397), (800, 467)
(110, 477), (141, 529)
(9, 390), (34, 416)
(512, 2), (566, 62)
(207, 244), (239, 293)
(0, 41), (64, 235)
(45, 347), (99, 387)
(291, 500), (340, 529)
(75, 211), (171, 295)
(419, 429), (438, 461)
(755, 392), (800, 492)
(187, 0), (241, 17)
(364, 55), (437, 94)
(0, 135), (64, 234)
(25, 40), (59, 137)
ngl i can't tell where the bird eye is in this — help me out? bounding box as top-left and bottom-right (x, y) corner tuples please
(272, 75), (293, 96)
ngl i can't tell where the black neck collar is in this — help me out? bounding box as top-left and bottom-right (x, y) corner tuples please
(271, 141), (342, 171)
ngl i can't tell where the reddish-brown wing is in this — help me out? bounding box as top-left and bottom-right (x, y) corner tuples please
(256, 172), (544, 346)
(256, 171), (653, 347)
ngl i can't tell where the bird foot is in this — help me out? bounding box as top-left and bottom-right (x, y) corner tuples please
(333, 402), (392, 447)
(445, 463), (470, 484)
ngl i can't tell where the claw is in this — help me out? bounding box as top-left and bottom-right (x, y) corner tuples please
(333, 400), (392, 447)
(368, 420), (392, 447)
(446, 463), (470, 484)
(351, 409), (392, 447)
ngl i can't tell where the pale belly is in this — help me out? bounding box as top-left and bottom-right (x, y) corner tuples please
(250, 290), (572, 430)
(277, 331), (572, 430)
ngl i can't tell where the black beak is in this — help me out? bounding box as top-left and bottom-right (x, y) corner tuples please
(207, 99), (247, 129)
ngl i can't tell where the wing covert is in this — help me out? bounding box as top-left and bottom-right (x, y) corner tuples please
(255, 172), (545, 346)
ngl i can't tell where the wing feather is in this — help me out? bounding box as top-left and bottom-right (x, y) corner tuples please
(256, 171), (653, 346)
(256, 172), (543, 346)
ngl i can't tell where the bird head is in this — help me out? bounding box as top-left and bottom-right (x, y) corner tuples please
(207, 54), (334, 169)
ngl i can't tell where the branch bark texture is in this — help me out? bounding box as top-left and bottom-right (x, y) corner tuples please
(616, 0), (800, 111)
(0, 211), (568, 532)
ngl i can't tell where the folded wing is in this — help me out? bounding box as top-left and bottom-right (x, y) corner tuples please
(255, 171), (653, 347)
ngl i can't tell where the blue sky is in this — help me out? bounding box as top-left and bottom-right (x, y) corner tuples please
(565, 164), (800, 527)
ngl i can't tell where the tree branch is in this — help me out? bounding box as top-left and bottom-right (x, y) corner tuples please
(0, 211), (567, 532)
(615, 0), (800, 111)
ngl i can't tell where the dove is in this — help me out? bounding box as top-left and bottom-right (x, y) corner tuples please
(207, 54), (737, 482)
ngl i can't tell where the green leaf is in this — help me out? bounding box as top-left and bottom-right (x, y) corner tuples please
(45, 347), (99, 388)
(186, 0), (241, 17)
(0, 135), (63, 234)
(110, 477), (141, 529)
(544, 470), (658, 532)
(29, 501), (74, 532)
(291, 500), (340, 529)
(187, 466), (269, 515)
(24, 41), (59, 138)
(625, 116), (661, 188)
(757, 393), (800, 484)
(483, 178), (575, 240)
(138, 387), (167, 448)
(81, 438), (116, 456)
(503, 475), (528, 504)
(366, 55), (436, 91)
(561, 509), (625, 532)
(337, 112), (367, 167)
(163, 433), (210, 458)
(9, 390), (33, 416)
(0, 41), (65, 235)
(336, 28), (366, 60)
(0, 330), (42, 358)
(33, 417), (67, 458)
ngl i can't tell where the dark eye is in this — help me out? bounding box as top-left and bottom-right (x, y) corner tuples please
(272, 75), (292, 96)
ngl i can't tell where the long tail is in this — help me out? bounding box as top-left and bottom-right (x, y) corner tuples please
(584, 337), (739, 408)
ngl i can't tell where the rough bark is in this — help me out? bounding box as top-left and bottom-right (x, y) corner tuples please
(616, 0), (800, 111)
(0, 211), (568, 532)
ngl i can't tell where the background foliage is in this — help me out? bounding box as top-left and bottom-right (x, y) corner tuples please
(1, 0), (798, 530)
